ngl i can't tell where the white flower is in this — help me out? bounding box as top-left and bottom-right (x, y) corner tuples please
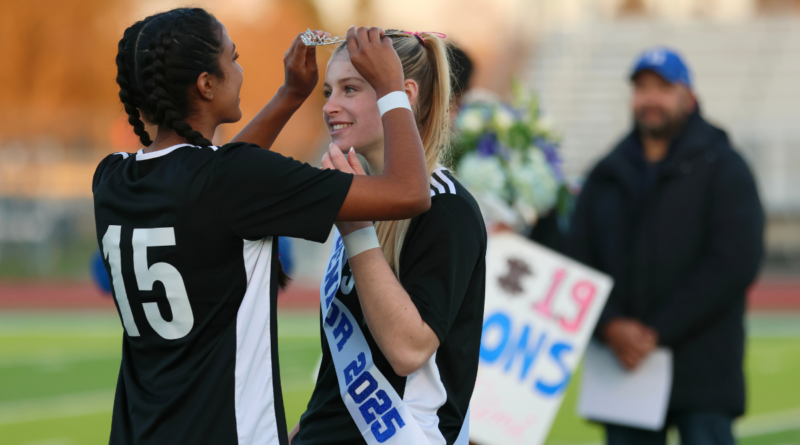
(493, 107), (516, 132)
(534, 115), (555, 135)
(475, 191), (519, 229)
(458, 109), (484, 135)
(508, 150), (559, 214)
(456, 153), (507, 199)
(513, 199), (538, 227)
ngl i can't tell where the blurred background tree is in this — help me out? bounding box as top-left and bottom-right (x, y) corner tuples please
(0, 0), (328, 159)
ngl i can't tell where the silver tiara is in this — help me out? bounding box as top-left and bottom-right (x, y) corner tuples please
(301, 28), (408, 46)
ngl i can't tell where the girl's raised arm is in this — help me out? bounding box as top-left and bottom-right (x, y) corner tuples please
(230, 31), (325, 149)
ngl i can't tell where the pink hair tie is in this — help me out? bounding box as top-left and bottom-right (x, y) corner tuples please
(404, 31), (447, 46)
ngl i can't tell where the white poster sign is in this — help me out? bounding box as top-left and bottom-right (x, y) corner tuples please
(469, 233), (613, 445)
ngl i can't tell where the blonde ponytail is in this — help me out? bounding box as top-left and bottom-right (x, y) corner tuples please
(374, 32), (452, 276)
(333, 32), (452, 275)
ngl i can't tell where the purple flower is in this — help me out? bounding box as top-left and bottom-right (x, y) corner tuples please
(477, 133), (499, 157)
(535, 137), (564, 182)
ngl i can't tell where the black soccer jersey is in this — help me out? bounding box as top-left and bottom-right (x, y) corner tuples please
(92, 142), (353, 445)
(294, 168), (486, 445)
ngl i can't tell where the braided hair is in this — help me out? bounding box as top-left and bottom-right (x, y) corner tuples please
(116, 20), (152, 147)
(115, 8), (292, 287)
(115, 8), (224, 147)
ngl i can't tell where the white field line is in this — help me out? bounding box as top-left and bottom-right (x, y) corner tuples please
(23, 440), (76, 445)
(0, 352), (119, 369)
(0, 385), (320, 426)
(0, 390), (114, 426)
(0, 382), (320, 426)
(0, 327), (315, 339)
(736, 408), (800, 437)
(0, 329), (121, 337)
(0, 324), (316, 339)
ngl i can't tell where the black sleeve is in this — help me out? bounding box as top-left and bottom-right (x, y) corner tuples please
(92, 153), (126, 194)
(648, 148), (764, 346)
(399, 195), (486, 343)
(213, 143), (353, 242)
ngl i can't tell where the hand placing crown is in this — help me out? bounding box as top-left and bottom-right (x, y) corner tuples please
(301, 28), (445, 46)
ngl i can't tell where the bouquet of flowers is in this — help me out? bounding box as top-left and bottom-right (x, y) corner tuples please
(450, 84), (566, 231)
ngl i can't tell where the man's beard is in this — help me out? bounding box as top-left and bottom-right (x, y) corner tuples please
(634, 107), (688, 140)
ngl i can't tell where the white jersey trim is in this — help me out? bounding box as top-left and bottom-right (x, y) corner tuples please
(135, 143), (219, 161)
(403, 352), (448, 445)
(235, 237), (280, 444)
(430, 168), (456, 197)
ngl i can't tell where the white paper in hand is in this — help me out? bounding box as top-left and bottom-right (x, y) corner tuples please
(577, 341), (672, 431)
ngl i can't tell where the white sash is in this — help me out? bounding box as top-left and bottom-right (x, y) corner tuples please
(321, 230), (430, 444)
(320, 229), (471, 445)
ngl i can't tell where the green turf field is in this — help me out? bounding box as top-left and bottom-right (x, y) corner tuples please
(1, 311), (799, 445)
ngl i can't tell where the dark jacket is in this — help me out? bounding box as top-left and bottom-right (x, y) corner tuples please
(567, 110), (764, 415)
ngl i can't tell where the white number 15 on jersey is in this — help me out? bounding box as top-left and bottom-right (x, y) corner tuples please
(102, 225), (194, 340)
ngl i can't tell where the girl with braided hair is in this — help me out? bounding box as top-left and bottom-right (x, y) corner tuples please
(95, 8), (431, 445)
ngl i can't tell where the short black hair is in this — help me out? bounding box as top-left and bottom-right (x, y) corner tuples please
(448, 43), (474, 98)
(116, 8), (224, 147)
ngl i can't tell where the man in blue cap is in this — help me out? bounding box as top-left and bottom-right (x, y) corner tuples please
(567, 48), (764, 444)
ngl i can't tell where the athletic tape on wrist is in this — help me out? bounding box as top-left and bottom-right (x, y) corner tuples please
(377, 91), (412, 117)
(342, 226), (381, 259)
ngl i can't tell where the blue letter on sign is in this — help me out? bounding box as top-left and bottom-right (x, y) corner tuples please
(503, 324), (547, 381)
(480, 312), (512, 364)
(535, 342), (573, 396)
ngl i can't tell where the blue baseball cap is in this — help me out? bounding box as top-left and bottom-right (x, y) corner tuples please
(630, 47), (692, 88)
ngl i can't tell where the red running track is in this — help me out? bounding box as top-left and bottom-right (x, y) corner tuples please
(0, 279), (797, 311)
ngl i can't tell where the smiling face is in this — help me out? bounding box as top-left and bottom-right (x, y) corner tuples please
(322, 49), (384, 155)
(210, 24), (244, 125)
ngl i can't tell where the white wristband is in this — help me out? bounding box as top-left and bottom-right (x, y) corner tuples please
(342, 226), (381, 259)
(377, 91), (412, 117)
